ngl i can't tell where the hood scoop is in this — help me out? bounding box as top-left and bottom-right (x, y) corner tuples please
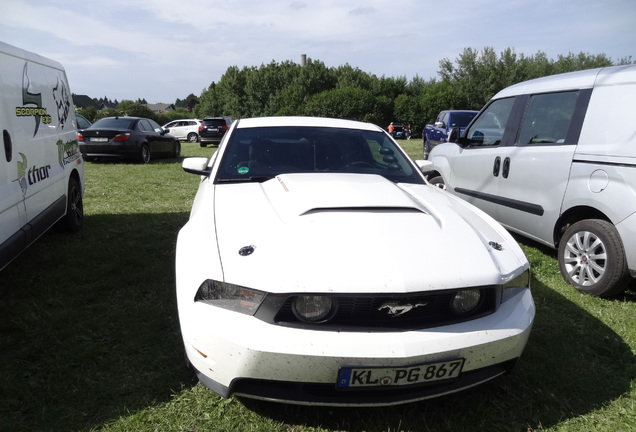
(261, 173), (427, 221)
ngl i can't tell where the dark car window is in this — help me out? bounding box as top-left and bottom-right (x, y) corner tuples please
(516, 91), (579, 145)
(465, 98), (515, 147)
(215, 126), (425, 185)
(450, 112), (477, 127)
(148, 119), (163, 132)
(203, 119), (228, 127)
(138, 119), (153, 132)
(90, 117), (136, 130)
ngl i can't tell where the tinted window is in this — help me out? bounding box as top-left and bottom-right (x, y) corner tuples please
(215, 126), (425, 185)
(149, 119), (162, 132)
(203, 119), (228, 127)
(465, 98), (515, 147)
(90, 118), (136, 130)
(516, 91), (578, 145)
(450, 112), (477, 127)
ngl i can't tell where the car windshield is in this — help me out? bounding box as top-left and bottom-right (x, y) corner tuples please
(215, 126), (425, 185)
(90, 118), (136, 130)
(451, 112), (477, 127)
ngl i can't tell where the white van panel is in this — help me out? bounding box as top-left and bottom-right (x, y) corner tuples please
(0, 41), (84, 270)
(577, 65), (636, 158)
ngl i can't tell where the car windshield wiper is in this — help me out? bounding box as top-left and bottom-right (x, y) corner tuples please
(216, 176), (274, 183)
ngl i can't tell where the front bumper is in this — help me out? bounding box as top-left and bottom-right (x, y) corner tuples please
(182, 287), (534, 406)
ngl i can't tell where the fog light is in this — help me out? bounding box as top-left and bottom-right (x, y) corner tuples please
(451, 289), (482, 315)
(292, 296), (336, 323)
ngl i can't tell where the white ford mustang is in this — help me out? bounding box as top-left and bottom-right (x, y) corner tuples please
(176, 116), (535, 406)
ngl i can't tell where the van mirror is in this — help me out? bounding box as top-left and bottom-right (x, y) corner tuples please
(448, 127), (460, 143)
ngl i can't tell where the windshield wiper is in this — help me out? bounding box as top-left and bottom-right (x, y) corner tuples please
(216, 176), (274, 183)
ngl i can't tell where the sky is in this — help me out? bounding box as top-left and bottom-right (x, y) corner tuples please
(1, 0), (635, 104)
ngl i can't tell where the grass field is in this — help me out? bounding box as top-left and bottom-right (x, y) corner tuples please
(0, 139), (635, 432)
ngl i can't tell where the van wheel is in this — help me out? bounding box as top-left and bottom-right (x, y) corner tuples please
(558, 219), (630, 297)
(61, 177), (83, 233)
(428, 176), (446, 190)
(139, 144), (151, 164)
(187, 133), (199, 143)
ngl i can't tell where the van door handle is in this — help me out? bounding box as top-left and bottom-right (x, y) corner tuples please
(493, 156), (501, 177)
(502, 157), (511, 178)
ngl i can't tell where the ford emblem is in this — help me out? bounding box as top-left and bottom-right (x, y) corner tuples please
(239, 245), (255, 256)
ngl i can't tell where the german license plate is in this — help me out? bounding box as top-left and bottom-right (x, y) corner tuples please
(90, 137), (108, 142)
(337, 358), (464, 388)
(209, 128), (219, 132)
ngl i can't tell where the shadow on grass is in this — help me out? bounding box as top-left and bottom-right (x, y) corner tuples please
(0, 212), (634, 432)
(0, 212), (196, 432)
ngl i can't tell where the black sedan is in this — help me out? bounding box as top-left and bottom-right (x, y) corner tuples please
(79, 116), (180, 163)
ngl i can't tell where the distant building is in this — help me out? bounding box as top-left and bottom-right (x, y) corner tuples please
(72, 94), (96, 109)
(146, 103), (175, 113)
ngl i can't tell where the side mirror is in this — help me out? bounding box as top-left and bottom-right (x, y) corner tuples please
(415, 159), (434, 176)
(448, 127), (460, 143)
(182, 157), (211, 176)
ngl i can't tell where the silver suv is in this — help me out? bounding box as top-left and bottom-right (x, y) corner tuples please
(423, 65), (636, 297)
(163, 119), (202, 143)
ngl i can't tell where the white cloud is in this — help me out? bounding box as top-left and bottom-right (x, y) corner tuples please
(0, 0), (633, 103)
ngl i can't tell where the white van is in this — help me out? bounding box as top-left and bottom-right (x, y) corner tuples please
(423, 64), (636, 297)
(0, 41), (84, 270)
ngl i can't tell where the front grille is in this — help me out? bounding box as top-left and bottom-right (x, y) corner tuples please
(255, 287), (498, 332)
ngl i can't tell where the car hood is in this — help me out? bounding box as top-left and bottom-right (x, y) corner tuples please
(212, 173), (527, 294)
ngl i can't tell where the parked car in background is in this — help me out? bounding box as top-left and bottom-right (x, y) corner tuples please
(162, 119), (202, 143)
(423, 64), (636, 297)
(199, 116), (233, 147)
(75, 113), (92, 130)
(392, 122), (405, 139)
(423, 110), (478, 158)
(176, 116), (534, 406)
(79, 116), (180, 163)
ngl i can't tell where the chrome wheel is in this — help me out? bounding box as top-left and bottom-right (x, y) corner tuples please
(562, 230), (606, 286)
(558, 219), (630, 297)
(140, 144), (151, 164)
(187, 133), (199, 143)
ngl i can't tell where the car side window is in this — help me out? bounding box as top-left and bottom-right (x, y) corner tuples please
(516, 91), (578, 145)
(138, 120), (151, 132)
(465, 98), (514, 147)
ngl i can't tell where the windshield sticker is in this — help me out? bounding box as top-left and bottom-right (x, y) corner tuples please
(238, 166), (249, 175)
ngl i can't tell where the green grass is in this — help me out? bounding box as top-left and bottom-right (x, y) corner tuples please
(0, 140), (635, 432)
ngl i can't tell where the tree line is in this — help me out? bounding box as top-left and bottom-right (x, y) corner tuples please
(77, 47), (632, 134)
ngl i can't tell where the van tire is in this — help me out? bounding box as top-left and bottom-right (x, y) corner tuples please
(139, 144), (151, 164)
(558, 219), (630, 297)
(173, 140), (181, 158)
(61, 177), (83, 233)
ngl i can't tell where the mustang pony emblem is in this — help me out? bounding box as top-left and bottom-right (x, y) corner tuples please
(378, 301), (428, 317)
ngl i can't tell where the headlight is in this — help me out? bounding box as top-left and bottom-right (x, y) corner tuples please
(292, 296), (337, 323)
(503, 269), (530, 290)
(450, 289), (483, 315)
(194, 280), (265, 315)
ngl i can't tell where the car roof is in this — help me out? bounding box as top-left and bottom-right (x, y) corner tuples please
(493, 64), (636, 99)
(235, 116), (382, 132)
